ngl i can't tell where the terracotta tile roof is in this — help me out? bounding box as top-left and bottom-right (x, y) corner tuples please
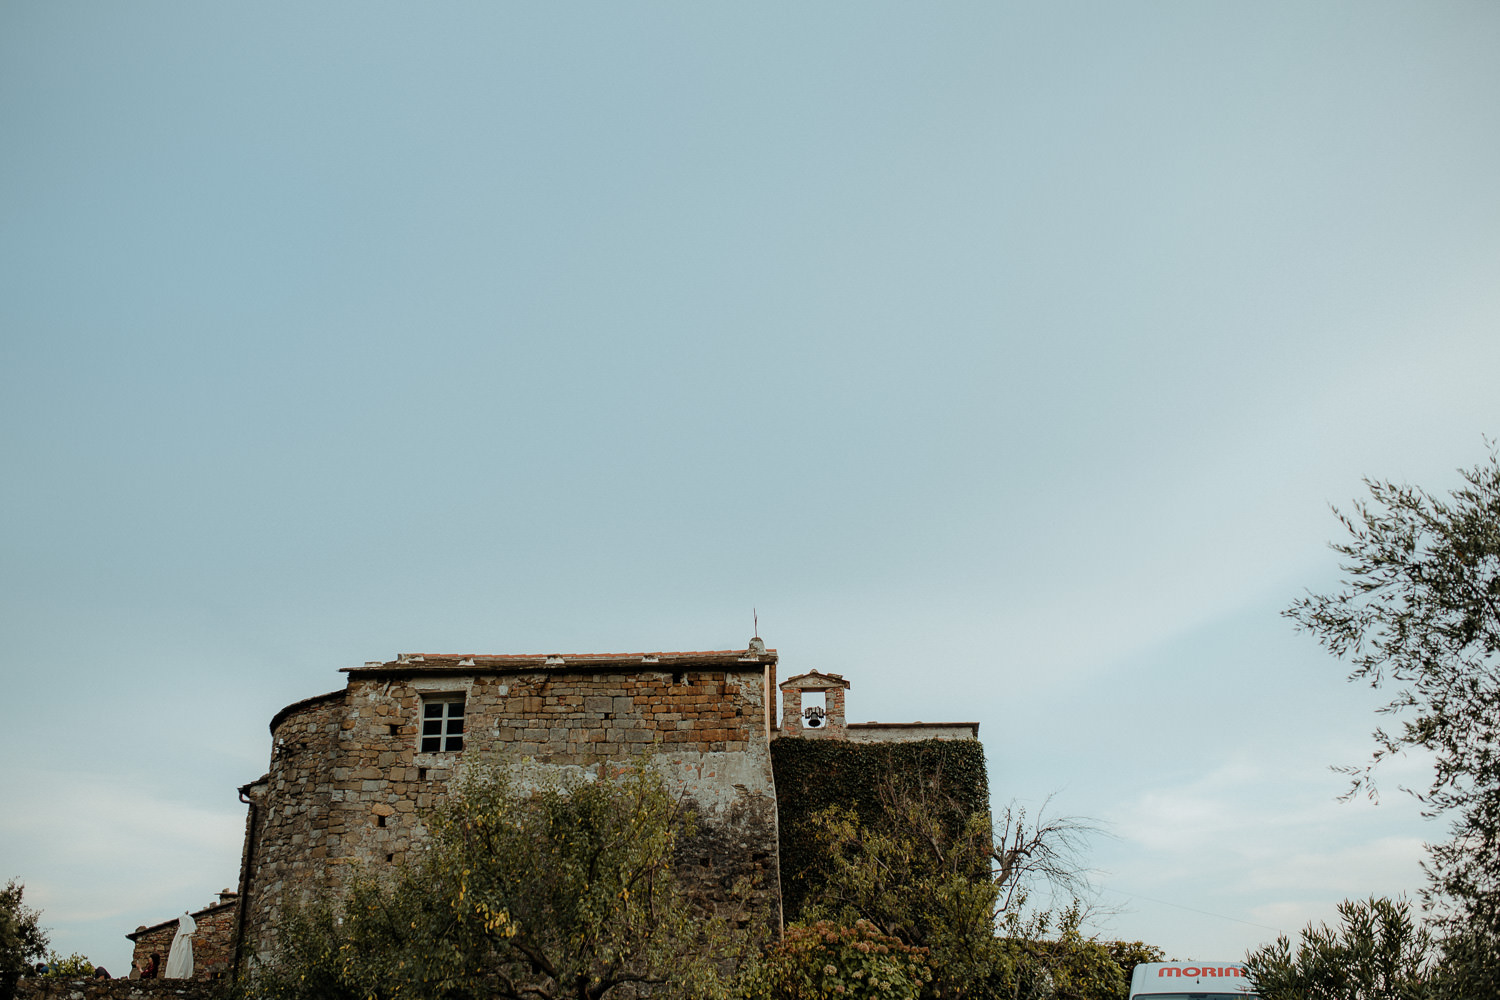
(342, 648), (776, 674)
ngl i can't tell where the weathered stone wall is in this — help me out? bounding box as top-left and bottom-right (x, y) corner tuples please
(237, 660), (781, 967)
(189, 904), (238, 984)
(126, 924), (174, 977)
(16, 979), (223, 1000)
(239, 691), (346, 963)
(128, 902), (237, 982)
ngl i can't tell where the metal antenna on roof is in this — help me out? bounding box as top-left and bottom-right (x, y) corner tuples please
(747, 608), (767, 655)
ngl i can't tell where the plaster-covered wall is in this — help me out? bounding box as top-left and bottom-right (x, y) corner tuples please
(847, 722), (978, 742)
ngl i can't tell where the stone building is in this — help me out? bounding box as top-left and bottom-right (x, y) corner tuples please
(131, 640), (980, 977)
(126, 892), (238, 981)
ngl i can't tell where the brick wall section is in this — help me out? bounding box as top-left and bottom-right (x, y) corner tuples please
(237, 655), (781, 968)
(362, 670), (759, 762)
(781, 687), (802, 736)
(824, 686), (846, 738)
(16, 979), (223, 1000)
(127, 901), (237, 982)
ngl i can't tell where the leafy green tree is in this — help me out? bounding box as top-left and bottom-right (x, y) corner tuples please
(248, 762), (758, 1000)
(1434, 921), (1500, 1000)
(803, 800), (997, 996)
(992, 906), (1162, 1000)
(1101, 940), (1167, 991)
(747, 920), (932, 1000)
(1245, 896), (1439, 1000)
(1004, 931), (1119, 1000)
(1285, 450), (1500, 954)
(803, 771), (1119, 1000)
(0, 880), (48, 1000)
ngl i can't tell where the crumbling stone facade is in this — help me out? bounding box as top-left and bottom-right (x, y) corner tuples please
(132, 641), (980, 976)
(234, 647), (785, 967)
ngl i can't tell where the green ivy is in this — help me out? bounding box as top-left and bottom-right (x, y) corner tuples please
(771, 739), (989, 921)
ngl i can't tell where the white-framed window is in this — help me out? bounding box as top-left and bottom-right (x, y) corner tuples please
(420, 694), (465, 752)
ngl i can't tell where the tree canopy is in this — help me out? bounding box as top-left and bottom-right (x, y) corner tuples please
(0, 880), (48, 1000)
(1245, 896), (1439, 1000)
(1285, 448), (1500, 991)
(248, 762), (757, 1000)
(798, 770), (1153, 1000)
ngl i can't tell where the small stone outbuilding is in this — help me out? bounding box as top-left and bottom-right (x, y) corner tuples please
(126, 891), (238, 981)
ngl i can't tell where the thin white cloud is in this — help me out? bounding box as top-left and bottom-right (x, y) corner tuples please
(1096, 743), (1435, 955)
(1, 770), (244, 924)
(1243, 837), (1428, 894)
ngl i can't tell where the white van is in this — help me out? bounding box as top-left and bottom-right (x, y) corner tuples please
(1128, 962), (1256, 1000)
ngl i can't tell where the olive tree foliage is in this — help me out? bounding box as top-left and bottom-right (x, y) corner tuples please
(247, 763), (758, 1000)
(1244, 896), (1441, 1000)
(1285, 451), (1500, 939)
(1433, 920), (1500, 1000)
(802, 772), (1130, 1000)
(0, 880), (48, 1000)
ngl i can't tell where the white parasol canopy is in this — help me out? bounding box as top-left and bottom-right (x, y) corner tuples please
(163, 911), (197, 979)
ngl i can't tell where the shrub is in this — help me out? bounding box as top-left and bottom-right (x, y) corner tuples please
(751, 920), (932, 1000)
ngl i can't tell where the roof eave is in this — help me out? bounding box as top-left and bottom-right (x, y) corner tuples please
(344, 651), (777, 677)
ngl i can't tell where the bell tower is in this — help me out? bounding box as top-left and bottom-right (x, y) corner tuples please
(777, 671), (849, 739)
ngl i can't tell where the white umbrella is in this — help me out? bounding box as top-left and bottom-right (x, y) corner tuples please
(163, 911), (196, 979)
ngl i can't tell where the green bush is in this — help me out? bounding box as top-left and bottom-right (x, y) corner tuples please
(246, 761), (759, 1000)
(749, 920), (931, 1000)
(1245, 896), (1438, 1000)
(41, 951), (94, 977)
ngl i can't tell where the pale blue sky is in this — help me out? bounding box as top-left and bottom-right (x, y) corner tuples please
(4, 0), (1500, 973)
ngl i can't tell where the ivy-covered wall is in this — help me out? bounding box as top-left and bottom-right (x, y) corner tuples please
(770, 737), (990, 920)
